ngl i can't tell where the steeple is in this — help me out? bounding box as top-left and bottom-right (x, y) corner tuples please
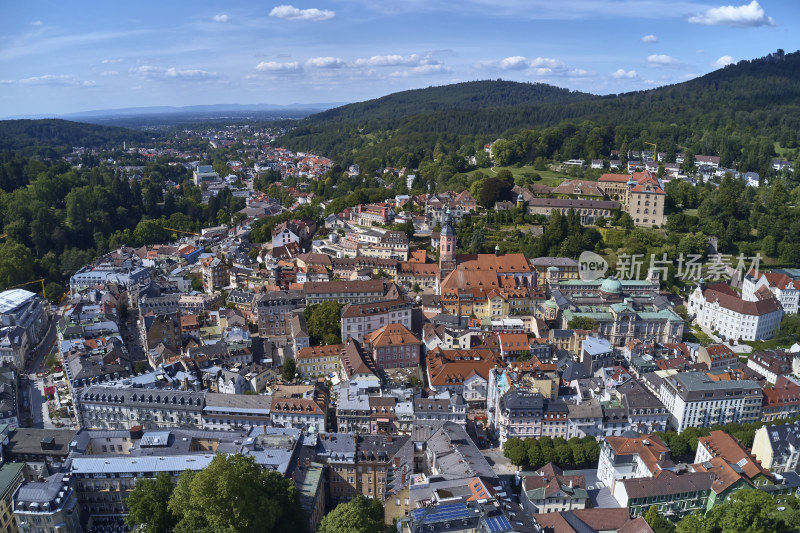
(439, 207), (457, 282)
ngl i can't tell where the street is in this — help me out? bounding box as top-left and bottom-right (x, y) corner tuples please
(21, 312), (60, 428)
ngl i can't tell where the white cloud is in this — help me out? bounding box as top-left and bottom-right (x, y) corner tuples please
(568, 69), (591, 77)
(389, 64), (448, 78)
(612, 69), (638, 79)
(499, 56), (530, 70)
(688, 0), (774, 27)
(712, 55), (734, 68)
(528, 57), (564, 69)
(19, 74), (75, 86)
(31, 20), (43, 26)
(212, 14), (230, 22)
(647, 54), (678, 66)
(490, 56), (565, 71)
(269, 5), (335, 21)
(354, 54), (431, 67)
(255, 61), (301, 72)
(132, 65), (218, 80)
(101, 58), (123, 64)
(100, 70), (119, 76)
(641, 34), (658, 43)
(305, 56), (345, 68)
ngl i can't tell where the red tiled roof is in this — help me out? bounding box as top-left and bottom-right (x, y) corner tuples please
(702, 283), (781, 316)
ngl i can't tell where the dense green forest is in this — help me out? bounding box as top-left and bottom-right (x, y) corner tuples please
(0, 119), (159, 157)
(279, 50), (800, 176)
(0, 156), (246, 299)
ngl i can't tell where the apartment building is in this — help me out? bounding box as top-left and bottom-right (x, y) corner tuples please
(742, 270), (800, 315)
(747, 349), (792, 384)
(296, 344), (344, 378)
(413, 396), (467, 427)
(304, 280), (391, 305)
(426, 348), (503, 408)
(0, 463), (24, 533)
(200, 256), (230, 293)
(521, 464), (588, 514)
(597, 434), (674, 492)
(13, 473), (82, 533)
(762, 377), (800, 422)
(78, 386), (206, 430)
(659, 372), (763, 432)
(341, 298), (412, 342)
(696, 344), (739, 371)
(752, 422), (800, 473)
(615, 471), (714, 520)
(363, 323), (421, 371)
(253, 289), (304, 337)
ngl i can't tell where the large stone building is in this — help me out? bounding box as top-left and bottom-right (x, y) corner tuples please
(599, 171), (666, 227)
(548, 277), (684, 345)
(304, 280), (393, 305)
(525, 198), (619, 225)
(688, 282), (783, 341)
(78, 385), (206, 430)
(436, 220), (538, 318)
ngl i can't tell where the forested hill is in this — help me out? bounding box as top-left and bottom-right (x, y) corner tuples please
(306, 80), (594, 124)
(0, 119), (158, 157)
(279, 49), (800, 165)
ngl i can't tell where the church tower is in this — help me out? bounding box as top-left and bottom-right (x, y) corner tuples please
(439, 208), (457, 281)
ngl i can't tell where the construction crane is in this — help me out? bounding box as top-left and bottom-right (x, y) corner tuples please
(5, 278), (47, 299)
(162, 227), (201, 237)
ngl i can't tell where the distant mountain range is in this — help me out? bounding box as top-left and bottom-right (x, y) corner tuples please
(3, 102), (348, 121)
(279, 49), (800, 165)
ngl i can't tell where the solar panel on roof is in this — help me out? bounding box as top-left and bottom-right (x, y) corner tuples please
(484, 515), (511, 533)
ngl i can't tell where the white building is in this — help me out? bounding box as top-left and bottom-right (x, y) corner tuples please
(581, 336), (614, 374)
(340, 298), (412, 342)
(658, 372), (762, 433)
(193, 164), (219, 185)
(742, 270), (800, 315)
(0, 289), (49, 354)
(596, 434), (674, 494)
(688, 282), (782, 341)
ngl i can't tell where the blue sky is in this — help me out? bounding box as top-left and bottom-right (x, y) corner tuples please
(1, 0), (797, 117)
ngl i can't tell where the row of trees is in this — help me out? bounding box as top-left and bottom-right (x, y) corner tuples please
(502, 436), (601, 470)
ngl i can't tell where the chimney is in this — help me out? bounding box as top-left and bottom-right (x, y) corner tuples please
(401, 472), (407, 484)
(394, 457), (401, 467)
